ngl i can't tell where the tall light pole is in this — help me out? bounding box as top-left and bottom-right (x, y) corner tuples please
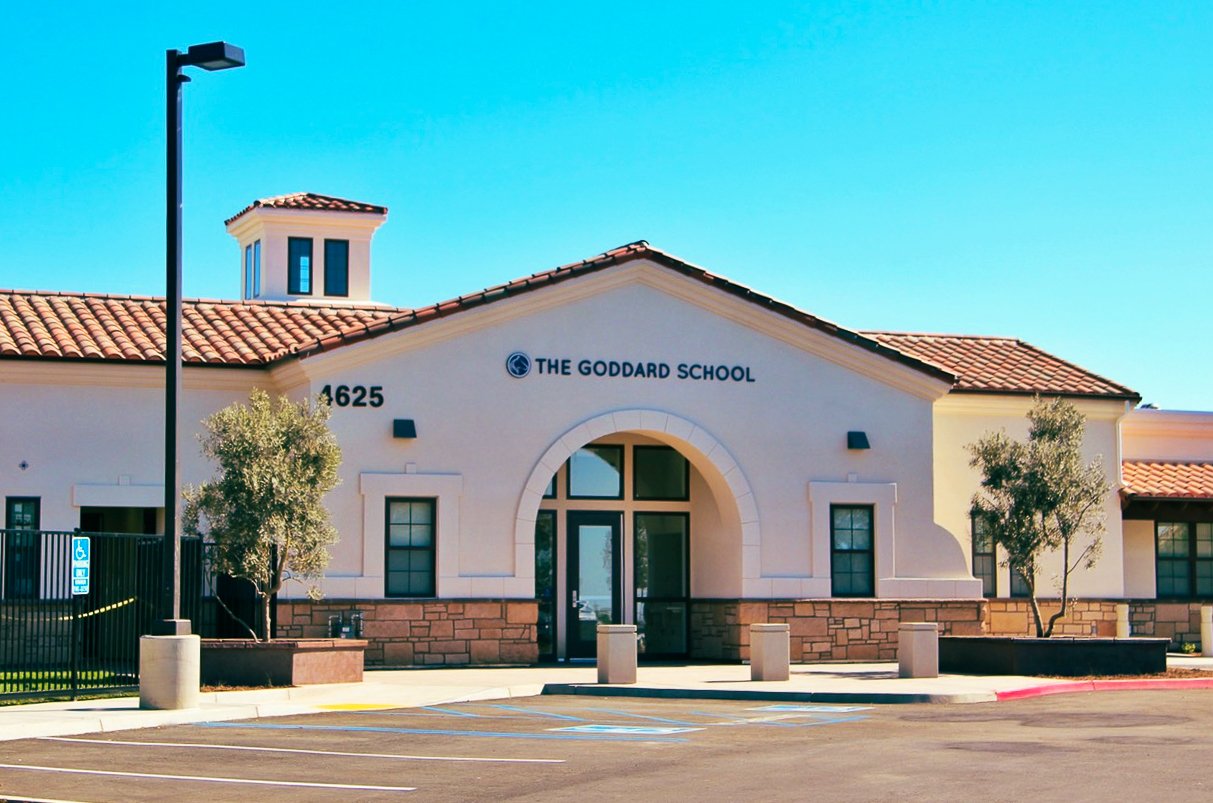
(160, 41), (245, 636)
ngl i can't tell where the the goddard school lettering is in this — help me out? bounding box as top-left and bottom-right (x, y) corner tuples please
(529, 356), (756, 383)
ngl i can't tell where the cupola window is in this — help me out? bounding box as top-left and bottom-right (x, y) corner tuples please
(288, 237), (313, 295)
(324, 239), (349, 297)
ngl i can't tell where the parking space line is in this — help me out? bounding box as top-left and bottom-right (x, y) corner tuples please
(689, 711), (800, 727)
(421, 705), (485, 717)
(0, 763), (416, 792)
(750, 705), (873, 713)
(574, 708), (700, 726)
(39, 736), (565, 764)
(489, 704), (587, 721)
(198, 721), (688, 742)
(353, 709), (530, 720)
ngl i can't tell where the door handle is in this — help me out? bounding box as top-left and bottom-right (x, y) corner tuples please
(571, 590), (578, 606)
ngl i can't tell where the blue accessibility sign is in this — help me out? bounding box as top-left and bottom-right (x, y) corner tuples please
(71, 536), (90, 595)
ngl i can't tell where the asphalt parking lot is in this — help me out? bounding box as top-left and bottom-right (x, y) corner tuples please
(2, 691), (1212, 801)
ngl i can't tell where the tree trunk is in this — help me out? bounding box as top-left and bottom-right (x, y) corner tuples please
(258, 589), (271, 642)
(1044, 535), (1073, 638)
(1027, 591), (1046, 638)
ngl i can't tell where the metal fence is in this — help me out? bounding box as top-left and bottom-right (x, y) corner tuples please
(0, 529), (207, 701)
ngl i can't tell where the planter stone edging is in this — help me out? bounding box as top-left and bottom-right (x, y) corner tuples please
(201, 638), (368, 686)
(939, 635), (1168, 677)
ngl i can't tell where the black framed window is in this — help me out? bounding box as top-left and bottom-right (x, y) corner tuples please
(288, 237), (313, 295)
(831, 505), (874, 597)
(971, 515), (996, 597)
(568, 445), (623, 499)
(634, 512), (689, 656)
(1010, 566), (1032, 597)
(324, 239), (349, 297)
(244, 244), (253, 298)
(4, 497), (40, 600)
(543, 474), (557, 499)
(633, 445), (689, 501)
(1157, 521), (1213, 599)
(253, 239), (261, 298)
(385, 498), (435, 597)
(535, 510), (556, 661)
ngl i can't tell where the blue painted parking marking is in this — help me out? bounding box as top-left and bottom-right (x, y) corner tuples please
(691, 711), (800, 727)
(198, 721), (689, 742)
(577, 707), (700, 726)
(555, 725), (703, 736)
(490, 704), (587, 721)
(691, 710), (870, 728)
(421, 706), (484, 718)
(751, 705), (873, 713)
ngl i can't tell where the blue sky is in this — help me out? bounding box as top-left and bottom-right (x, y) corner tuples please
(1, 2), (1209, 410)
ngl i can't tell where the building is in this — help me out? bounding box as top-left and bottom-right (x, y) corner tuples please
(2, 192), (1211, 665)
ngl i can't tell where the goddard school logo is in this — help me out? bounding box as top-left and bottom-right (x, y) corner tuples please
(506, 351), (532, 378)
(505, 350), (757, 383)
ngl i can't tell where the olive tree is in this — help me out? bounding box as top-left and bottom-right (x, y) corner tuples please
(184, 389), (341, 640)
(967, 397), (1108, 638)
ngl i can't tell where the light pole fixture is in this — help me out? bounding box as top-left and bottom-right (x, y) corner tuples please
(160, 41), (244, 636)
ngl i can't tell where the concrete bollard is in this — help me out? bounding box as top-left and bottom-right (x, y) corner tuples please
(139, 634), (201, 710)
(898, 622), (939, 679)
(597, 624), (637, 684)
(750, 623), (790, 681)
(1116, 603), (1130, 639)
(1202, 606), (1213, 658)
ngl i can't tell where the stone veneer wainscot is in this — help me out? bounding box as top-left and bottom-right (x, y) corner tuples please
(276, 599), (538, 666)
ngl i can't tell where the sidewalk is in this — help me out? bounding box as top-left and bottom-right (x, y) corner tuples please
(3, 656), (1211, 743)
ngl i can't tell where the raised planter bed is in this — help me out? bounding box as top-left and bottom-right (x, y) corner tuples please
(939, 636), (1168, 677)
(201, 638), (367, 686)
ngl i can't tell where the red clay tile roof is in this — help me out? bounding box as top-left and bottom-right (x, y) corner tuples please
(224, 193), (388, 226)
(864, 332), (1139, 401)
(0, 290), (402, 366)
(0, 242), (1137, 400)
(1123, 461), (1213, 500)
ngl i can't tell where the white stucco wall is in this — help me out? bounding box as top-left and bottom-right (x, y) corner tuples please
(0, 362), (261, 532)
(933, 394), (1131, 598)
(5, 259), (1160, 609)
(287, 261), (973, 600)
(1122, 409), (1213, 462)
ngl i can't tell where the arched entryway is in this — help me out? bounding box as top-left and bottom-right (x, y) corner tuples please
(513, 410), (757, 660)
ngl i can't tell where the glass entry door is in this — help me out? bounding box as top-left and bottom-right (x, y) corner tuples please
(566, 511), (621, 658)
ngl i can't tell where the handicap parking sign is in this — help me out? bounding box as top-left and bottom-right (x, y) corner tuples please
(71, 536), (90, 595)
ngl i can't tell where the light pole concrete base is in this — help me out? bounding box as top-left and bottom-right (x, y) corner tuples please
(139, 634), (201, 710)
(750, 623), (790, 681)
(596, 624), (638, 684)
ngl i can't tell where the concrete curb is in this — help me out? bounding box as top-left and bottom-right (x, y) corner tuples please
(995, 677), (1213, 701)
(542, 683), (997, 705)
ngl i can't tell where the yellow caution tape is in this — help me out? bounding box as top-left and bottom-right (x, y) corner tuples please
(58, 597), (137, 621)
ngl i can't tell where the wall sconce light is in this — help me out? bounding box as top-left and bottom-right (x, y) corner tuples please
(393, 419), (418, 439)
(847, 431), (871, 450)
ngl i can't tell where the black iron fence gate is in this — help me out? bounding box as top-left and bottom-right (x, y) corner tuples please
(0, 529), (208, 701)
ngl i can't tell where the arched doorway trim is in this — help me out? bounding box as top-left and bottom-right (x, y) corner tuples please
(512, 409), (759, 585)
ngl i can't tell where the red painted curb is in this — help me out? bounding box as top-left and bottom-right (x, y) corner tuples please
(996, 678), (1213, 701)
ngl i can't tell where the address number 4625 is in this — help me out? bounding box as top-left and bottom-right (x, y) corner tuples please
(320, 384), (384, 408)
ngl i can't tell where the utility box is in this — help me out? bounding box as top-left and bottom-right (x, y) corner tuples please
(597, 624), (638, 684)
(898, 622), (939, 678)
(750, 623), (790, 681)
